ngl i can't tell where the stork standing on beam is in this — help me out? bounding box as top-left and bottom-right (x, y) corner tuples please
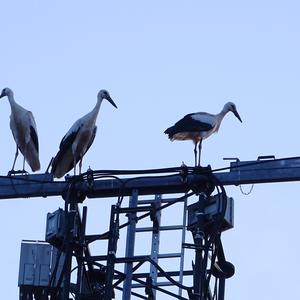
(164, 102), (242, 166)
(0, 88), (40, 172)
(51, 89), (117, 178)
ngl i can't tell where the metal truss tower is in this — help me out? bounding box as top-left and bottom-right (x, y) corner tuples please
(7, 156), (300, 299)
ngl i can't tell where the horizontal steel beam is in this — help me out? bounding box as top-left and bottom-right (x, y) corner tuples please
(1, 157), (300, 200)
(216, 157), (300, 185)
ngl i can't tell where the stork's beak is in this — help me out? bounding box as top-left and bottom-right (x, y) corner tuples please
(233, 110), (242, 123)
(0, 90), (5, 98)
(106, 95), (118, 109)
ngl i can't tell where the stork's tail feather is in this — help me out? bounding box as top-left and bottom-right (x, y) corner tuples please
(24, 145), (40, 172)
(164, 126), (176, 140)
(51, 148), (75, 178)
(30, 160), (41, 172)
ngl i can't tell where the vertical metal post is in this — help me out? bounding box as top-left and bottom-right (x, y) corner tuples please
(105, 205), (118, 300)
(178, 194), (188, 296)
(62, 201), (77, 300)
(193, 193), (207, 300)
(62, 253), (72, 299)
(149, 194), (162, 298)
(122, 190), (138, 300)
(75, 206), (87, 300)
(218, 277), (225, 300)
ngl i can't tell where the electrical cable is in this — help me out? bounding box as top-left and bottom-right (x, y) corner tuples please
(116, 173), (183, 207)
(86, 191), (196, 246)
(2, 154), (300, 190)
(146, 257), (192, 291)
(48, 248), (63, 288)
(118, 191), (196, 231)
(81, 166), (195, 176)
(213, 277), (218, 300)
(239, 184), (254, 195)
(204, 234), (221, 299)
(196, 172), (227, 299)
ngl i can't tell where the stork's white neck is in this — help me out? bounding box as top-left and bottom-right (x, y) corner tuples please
(5, 91), (17, 108)
(214, 106), (229, 132)
(94, 97), (104, 113)
(220, 106), (230, 118)
(87, 97), (104, 123)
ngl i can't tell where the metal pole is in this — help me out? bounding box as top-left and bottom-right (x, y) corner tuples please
(62, 201), (76, 300)
(178, 194), (188, 296)
(149, 194), (162, 298)
(105, 205), (118, 299)
(193, 193), (207, 300)
(62, 249), (72, 300)
(75, 206), (87, 299)
(218, 277), (225, 300)
(122, 190), (138, 300)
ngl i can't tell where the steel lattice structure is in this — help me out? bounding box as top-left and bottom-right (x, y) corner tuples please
(10, 156), (300, 299)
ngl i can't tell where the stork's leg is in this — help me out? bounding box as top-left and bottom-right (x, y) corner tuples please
(198, 140), (202, 166)
(22, 156), (25, 172)
(73, 156), (77, 176)
(11, 144), (19, 171)
(22, 144), (27, 172)
(79, 157), (83, 174)
(194, 142), (198, 166)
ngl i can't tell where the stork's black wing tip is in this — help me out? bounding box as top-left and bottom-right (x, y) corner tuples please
(164, 127), (171, 134)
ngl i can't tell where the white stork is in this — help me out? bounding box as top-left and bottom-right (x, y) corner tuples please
(0, 87), (40, 172)
(164, 102), (242, 166)
(51, 89), (117, 178)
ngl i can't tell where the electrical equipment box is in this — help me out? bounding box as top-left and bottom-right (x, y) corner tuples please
(18, 241), (51, 287)
(187, 193), (234, 232)
(45, 208), (65, 247)
(18, 241), (64, 288)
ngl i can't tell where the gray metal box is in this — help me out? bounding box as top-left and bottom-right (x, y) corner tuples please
(187, 194), (234, 232)
(45, 208), (65, 246)
(18, 242), (51, 287)
(18, 241), (65, 287)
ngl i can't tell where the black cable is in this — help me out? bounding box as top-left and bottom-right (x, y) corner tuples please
(48, 248), (63, 288)
(116, 173), (182, 207)
(1, 154), (299, 187)
(118, 191), (196, 231)
(204, 234), (221, 299)
(79, 155), (300, 177)
(131, 277), (189, 300)
(146, 257), (192, 291)
(192, 172), (227, 299)
(203, 183), (227, 299)
(213, 277), (218, 300)
(66, 173), (127, 208)
(90, 191), (196, 242)
(207, 173), (228, 244)
(81, 166), (195, 176)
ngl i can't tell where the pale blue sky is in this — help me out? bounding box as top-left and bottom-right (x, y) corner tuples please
(1, 1), (300, 299)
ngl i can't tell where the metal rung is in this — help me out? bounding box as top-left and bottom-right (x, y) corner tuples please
(158, 253), (181, 259)
(136, 225), (183, 232)
(118, 206), (152, 213)
(132, 281), (179, 288)
(138, 197), (186, 205)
